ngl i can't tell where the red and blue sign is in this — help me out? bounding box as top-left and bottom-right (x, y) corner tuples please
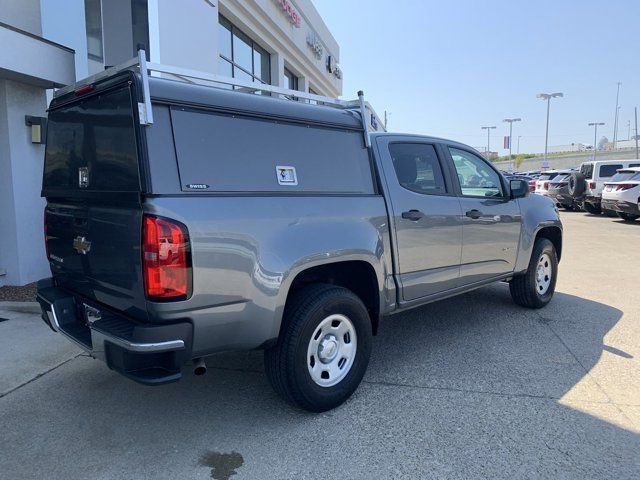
(503, 136), (511, 149)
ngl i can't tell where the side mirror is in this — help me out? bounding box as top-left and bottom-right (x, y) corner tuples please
(510, 179), (529, 199)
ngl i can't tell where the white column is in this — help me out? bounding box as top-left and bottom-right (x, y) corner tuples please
(149, 0), (219, 74)
(0, 80), (48, 286)
(299, 75), (309, 93)
(101, 0), (134, 66)
(270, 51), (285, 87)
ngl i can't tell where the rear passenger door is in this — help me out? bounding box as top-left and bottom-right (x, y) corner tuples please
(376, 137), (463, 301)
(445, 147), (522, 286)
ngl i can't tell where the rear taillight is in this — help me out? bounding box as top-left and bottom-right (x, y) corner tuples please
(543, 181), (549, 190)
(616, 184), (636, 191)
(142, 215), (191, 301)
(589, 182), (596, 190)
(529, 180), (535, 192)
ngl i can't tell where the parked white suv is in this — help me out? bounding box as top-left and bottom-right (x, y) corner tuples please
(601, 167), (640, 222)
(579, 159), (640, 214)
(534, 169), (573, 198)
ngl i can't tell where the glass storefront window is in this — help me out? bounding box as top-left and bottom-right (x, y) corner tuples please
(84, 0), (103, 61)
(218, 17), (232, 59)
(284, 68), (298, 91)
(219, 15), (270, 86)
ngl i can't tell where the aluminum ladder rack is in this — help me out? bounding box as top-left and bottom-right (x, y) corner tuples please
(54, 50), (382, 148)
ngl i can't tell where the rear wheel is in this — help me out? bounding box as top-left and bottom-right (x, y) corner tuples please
(603, 209), (617, 217)
(510, 238), (558, 309)
(264, 284), (372, 412)
(617, 212), (639, 222)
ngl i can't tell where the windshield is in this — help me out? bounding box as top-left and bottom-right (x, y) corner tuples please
(539, 172), (564, 181)
(610, 171), (640, 182)
(580, 163), (593, 179)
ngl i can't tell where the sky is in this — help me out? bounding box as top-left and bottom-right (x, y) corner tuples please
(311, 0), (640, 155)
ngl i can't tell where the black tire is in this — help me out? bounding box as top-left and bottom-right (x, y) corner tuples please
(264, 284), (372, 412)
(617, 212), (639, 222)
(510, 238), (558, 309)
(603, 209), (617, 217)
(567, 172), (586, 198)
(562, 204), (574, 211)
(583, 202), (601, 215)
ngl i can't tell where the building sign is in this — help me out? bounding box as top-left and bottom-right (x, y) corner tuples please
(274, 0), (301, 28)
(306, 31), (323, 59)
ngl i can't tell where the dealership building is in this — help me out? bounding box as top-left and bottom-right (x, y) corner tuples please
(0, 0), (344, 287)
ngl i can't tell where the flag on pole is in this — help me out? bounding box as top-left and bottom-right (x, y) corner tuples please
(503, 135), (510, 149)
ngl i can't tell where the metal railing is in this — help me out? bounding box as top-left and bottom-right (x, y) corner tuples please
(54, 50), (382, 148)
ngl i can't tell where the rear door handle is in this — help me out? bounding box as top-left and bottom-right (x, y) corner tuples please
(465, 209), (482, 219)
(401, 209), (425, 221)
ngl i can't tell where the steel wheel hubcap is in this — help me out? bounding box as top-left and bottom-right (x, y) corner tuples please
(535, 253), (553, 295)
(307, 314), (357, 387)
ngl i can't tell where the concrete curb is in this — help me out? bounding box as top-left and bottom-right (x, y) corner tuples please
(0, 301), (41, 314)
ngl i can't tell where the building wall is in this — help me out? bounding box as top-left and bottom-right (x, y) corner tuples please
(41, 0), (87, 80)
(0, 1), (74, 286)
(0, 0), (43, 35)
(548, 144), (585, 154)
(147, 0), (341, 97)
(0, 0), (343, 286)
(0, 80), (49, 286)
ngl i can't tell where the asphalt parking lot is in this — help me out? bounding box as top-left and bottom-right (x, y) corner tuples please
(1, 211), (639, 480)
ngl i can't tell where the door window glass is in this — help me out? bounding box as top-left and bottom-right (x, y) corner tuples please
(599, 164), (622, 177)
(449, 148), (504, 197)
(389, 144), (447, 195)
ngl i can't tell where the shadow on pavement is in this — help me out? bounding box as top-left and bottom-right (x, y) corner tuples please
(1, 284), (638, 479)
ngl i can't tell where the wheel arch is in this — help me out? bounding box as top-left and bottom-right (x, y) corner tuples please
(535, 226), (563, 262)
(278, 260), (382, 339)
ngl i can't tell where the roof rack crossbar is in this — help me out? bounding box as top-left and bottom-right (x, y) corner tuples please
(54, 50), (377, 146)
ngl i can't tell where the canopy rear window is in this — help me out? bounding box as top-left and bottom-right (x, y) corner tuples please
(44, 86), (140, 192)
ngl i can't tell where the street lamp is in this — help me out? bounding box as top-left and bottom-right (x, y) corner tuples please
(481, 126), (496, 159)
(588, 122), (605, 161)
(613, 82), (621, 149)
(537, 92), (563, 167)
(503, 118), (522, 171)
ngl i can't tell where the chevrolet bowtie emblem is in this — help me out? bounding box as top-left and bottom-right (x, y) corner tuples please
(73, 236), (92, 255)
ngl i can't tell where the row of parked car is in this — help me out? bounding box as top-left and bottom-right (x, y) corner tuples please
(504, 159), (640, 222)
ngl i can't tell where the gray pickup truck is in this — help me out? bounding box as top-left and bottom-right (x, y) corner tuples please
(37, 61), (562, 412)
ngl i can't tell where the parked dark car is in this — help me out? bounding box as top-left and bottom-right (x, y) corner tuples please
(547, 173), (580, 210)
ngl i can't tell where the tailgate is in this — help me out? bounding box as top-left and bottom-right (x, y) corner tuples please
(43, 80), (148, 320)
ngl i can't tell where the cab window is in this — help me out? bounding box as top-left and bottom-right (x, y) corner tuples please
(449, 148), (504, 197)
(389, 143), (447, 195)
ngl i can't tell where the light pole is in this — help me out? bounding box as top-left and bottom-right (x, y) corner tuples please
(588, 122), (605, 161)
(635, 107), (639, 159)
(481, 126), (496, 159)
(517, 136), (522, 155)
(537, 92), (563, 167)
(613, 82), (621, 149)
(503, 118), (521, 171)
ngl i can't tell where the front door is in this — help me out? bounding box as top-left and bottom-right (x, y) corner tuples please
(377, 138), (463, 301)
(446, 147), (522, 286)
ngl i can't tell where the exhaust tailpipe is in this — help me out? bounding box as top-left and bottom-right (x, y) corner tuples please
(193, 357), (207, 376)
